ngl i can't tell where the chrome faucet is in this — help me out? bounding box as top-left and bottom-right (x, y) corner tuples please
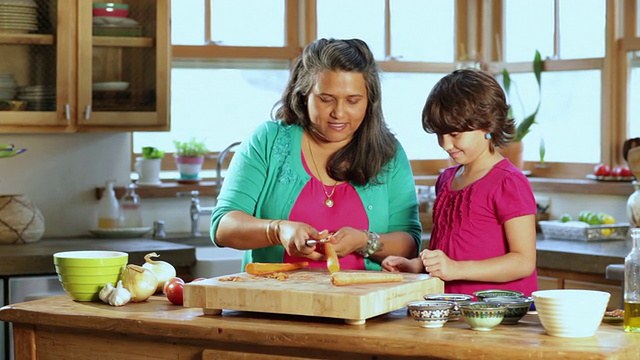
(177, 190), (214, 237)
(216, 141), (241, 196)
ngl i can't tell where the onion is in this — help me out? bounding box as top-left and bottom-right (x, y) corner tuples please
(141, 252), (176, 292)
(121, 264), (157, 302)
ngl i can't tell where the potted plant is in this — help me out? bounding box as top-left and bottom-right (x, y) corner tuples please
(499, 50), (543, 169)
(173, 138), (209, 180)
(135, 147), (165, 185)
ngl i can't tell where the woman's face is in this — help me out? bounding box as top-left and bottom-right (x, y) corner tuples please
(307, 70), (368, 144)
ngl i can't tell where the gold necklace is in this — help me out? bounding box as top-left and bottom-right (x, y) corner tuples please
(307, 138), (338, 208)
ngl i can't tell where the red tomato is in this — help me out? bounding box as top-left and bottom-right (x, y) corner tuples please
(163, 277), (185, 305)
(612, 166), (633, 177)
(593, 163), (611, 177)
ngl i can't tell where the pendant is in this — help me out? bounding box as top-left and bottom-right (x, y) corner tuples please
(325, 198), (334, 208)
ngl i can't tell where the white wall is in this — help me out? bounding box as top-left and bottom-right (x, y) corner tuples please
(0, 133), (632, 238)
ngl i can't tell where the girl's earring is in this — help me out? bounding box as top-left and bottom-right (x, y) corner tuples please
(485, 133), (492, 140)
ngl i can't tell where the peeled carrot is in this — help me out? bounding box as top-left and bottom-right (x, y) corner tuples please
(325, 243), (340, 274)
(244, 262), (309, 275)
(330, 272), (403, 286)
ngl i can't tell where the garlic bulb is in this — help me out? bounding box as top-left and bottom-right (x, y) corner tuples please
(107, 280), (131, 306)
(99, 282), (115, 303)
(141, 252), (176, 292)
(121, 264), (158, 302)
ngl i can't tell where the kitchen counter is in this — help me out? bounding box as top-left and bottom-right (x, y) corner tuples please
(0, 238), (197, 276)
(1, 295), (638, 359)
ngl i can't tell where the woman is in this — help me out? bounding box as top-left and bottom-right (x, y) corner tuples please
(211, 38), (421, 270)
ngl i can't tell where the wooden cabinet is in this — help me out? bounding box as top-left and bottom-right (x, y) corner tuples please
(0, 0), (170, 133)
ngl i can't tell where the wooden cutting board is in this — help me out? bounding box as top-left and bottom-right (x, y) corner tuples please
(183, 269), (443, 325)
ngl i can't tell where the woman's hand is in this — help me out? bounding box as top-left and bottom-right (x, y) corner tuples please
(420, 249), (458, 281)
(381, 256), (424, 273)
(325, 226), (368, 257)
(275, 220), (325, 261)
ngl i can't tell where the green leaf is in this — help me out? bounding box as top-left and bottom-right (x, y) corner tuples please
(142, 146), (164, 159)
(502, 68), (511, 94)
(539, 138), (546, 164)
(533, 50), (542, 88)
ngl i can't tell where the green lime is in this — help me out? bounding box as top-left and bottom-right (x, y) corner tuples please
(578, 210), (593, 223)
(559, 213), (573, 223)
(586, 213), (603, 225)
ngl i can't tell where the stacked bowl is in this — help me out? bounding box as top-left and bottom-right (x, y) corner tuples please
(532, 289), (610, 338)
(54, 250), (128, 301)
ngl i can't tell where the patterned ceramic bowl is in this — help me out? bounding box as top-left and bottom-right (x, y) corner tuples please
(407, 300), (455, 328)
(473, 289), (524, 301)
(460, 302), (507, 331)
(482, 296), (534, 324)
(423, 293), (474, 321)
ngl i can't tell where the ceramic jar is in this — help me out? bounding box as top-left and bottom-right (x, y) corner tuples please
(0, 194), (45, 244)
(628, 181), (640, 228)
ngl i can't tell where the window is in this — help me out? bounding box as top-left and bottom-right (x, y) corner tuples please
(134, 0), (635, 178)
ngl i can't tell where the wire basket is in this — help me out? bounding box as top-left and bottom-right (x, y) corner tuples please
(538, 220), (630, 242)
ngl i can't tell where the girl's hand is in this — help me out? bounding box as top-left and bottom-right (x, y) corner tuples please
(381, 256), (424, 273)
(275, 220), (325, 261)
(420, 249), (457, 281)
(324, 226), (368, 257)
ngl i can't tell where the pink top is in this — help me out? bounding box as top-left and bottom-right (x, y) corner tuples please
(284, 153), (369, 270)
(430, 159), (538, 296)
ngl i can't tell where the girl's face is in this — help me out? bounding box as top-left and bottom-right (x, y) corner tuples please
(307, 70), (368, 145)
(438, 130), (491, 165)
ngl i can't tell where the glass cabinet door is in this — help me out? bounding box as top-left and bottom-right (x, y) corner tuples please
(0, 0), (72, 130)
(77, 0), (169, 129)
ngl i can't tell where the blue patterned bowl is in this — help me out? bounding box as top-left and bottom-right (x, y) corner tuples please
(407, 300), (455, 328)
(460, 302), (507, 331)
(482, 296), (534, 324)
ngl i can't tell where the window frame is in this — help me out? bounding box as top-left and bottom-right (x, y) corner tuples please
(139, 0), (638, 181)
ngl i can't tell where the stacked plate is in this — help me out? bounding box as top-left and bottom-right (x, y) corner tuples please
(17, 84), (55, 110)
(0, 0), (38, 34)
(0, 73), (17, 100)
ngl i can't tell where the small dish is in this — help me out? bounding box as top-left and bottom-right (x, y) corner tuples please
(407, 300), (455, 328)
(176, 178), (201, 185)
(92, 81), (130, 91)
(460, 302), (507, 331)
(473, 289), (524, 301)
(602, 316), (624, 323)
(89, 226), (151, 239)
(586, 174), (635, 182)
(482, 296), (534, 324)
(423, 293), (473, 321)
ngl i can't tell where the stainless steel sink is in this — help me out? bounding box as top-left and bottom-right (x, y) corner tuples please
(156, 233), (244, 278)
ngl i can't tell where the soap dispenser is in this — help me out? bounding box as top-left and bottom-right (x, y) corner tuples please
(120, 182), (143, 228)
(98, 180), (121, 229)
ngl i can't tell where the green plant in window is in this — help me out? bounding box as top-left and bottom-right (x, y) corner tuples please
(141, 146), (164, 159)
(173, 138), (209, 157)
(501, 50), (543, 142)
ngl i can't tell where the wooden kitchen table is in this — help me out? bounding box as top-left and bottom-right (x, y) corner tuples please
(1, 296), (639, 359)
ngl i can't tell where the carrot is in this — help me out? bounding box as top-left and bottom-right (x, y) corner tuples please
(325, 243), (340, 274)
(330, 272), (404, 286)
(244, 262), (309, 275)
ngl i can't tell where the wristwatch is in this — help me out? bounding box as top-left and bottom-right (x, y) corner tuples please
(357, 231), (381, 258)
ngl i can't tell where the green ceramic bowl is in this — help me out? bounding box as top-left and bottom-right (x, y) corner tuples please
(92, 3), (130, 10)
(53, 251), (128, 302)
(460, 302), (507, 331)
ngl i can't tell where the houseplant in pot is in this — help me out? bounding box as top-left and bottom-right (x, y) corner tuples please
(135, 146), (165, 186)
(500, 50), (543, 169)
(173, 138), (209, 180)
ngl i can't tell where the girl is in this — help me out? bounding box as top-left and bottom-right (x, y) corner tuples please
(382, 69), (538, 296)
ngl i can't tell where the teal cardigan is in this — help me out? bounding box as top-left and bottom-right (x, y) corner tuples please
(210, 120), (421, 270)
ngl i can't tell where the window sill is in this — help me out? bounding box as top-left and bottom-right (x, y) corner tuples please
(98, 177), (636, 199)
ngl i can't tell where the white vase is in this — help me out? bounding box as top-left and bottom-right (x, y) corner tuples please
(0, 194), (45, 244)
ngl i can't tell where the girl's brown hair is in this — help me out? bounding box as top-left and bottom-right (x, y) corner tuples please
(421, 69), (515, 150)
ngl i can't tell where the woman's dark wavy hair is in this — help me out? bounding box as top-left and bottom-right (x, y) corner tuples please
(272, 38), (397, 185)
(421, 68), (515, 151)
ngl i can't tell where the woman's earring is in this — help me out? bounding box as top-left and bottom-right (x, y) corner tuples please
(485, 133), (492, 140)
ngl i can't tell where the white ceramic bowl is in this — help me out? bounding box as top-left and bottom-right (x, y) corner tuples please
(532, 289), (610, 338)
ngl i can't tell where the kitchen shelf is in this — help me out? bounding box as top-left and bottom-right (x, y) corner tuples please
(93, 36), (155, 48)
(0, 34), (55, 45)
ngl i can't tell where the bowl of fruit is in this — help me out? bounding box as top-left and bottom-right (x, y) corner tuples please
(539, 210), (630, 241)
